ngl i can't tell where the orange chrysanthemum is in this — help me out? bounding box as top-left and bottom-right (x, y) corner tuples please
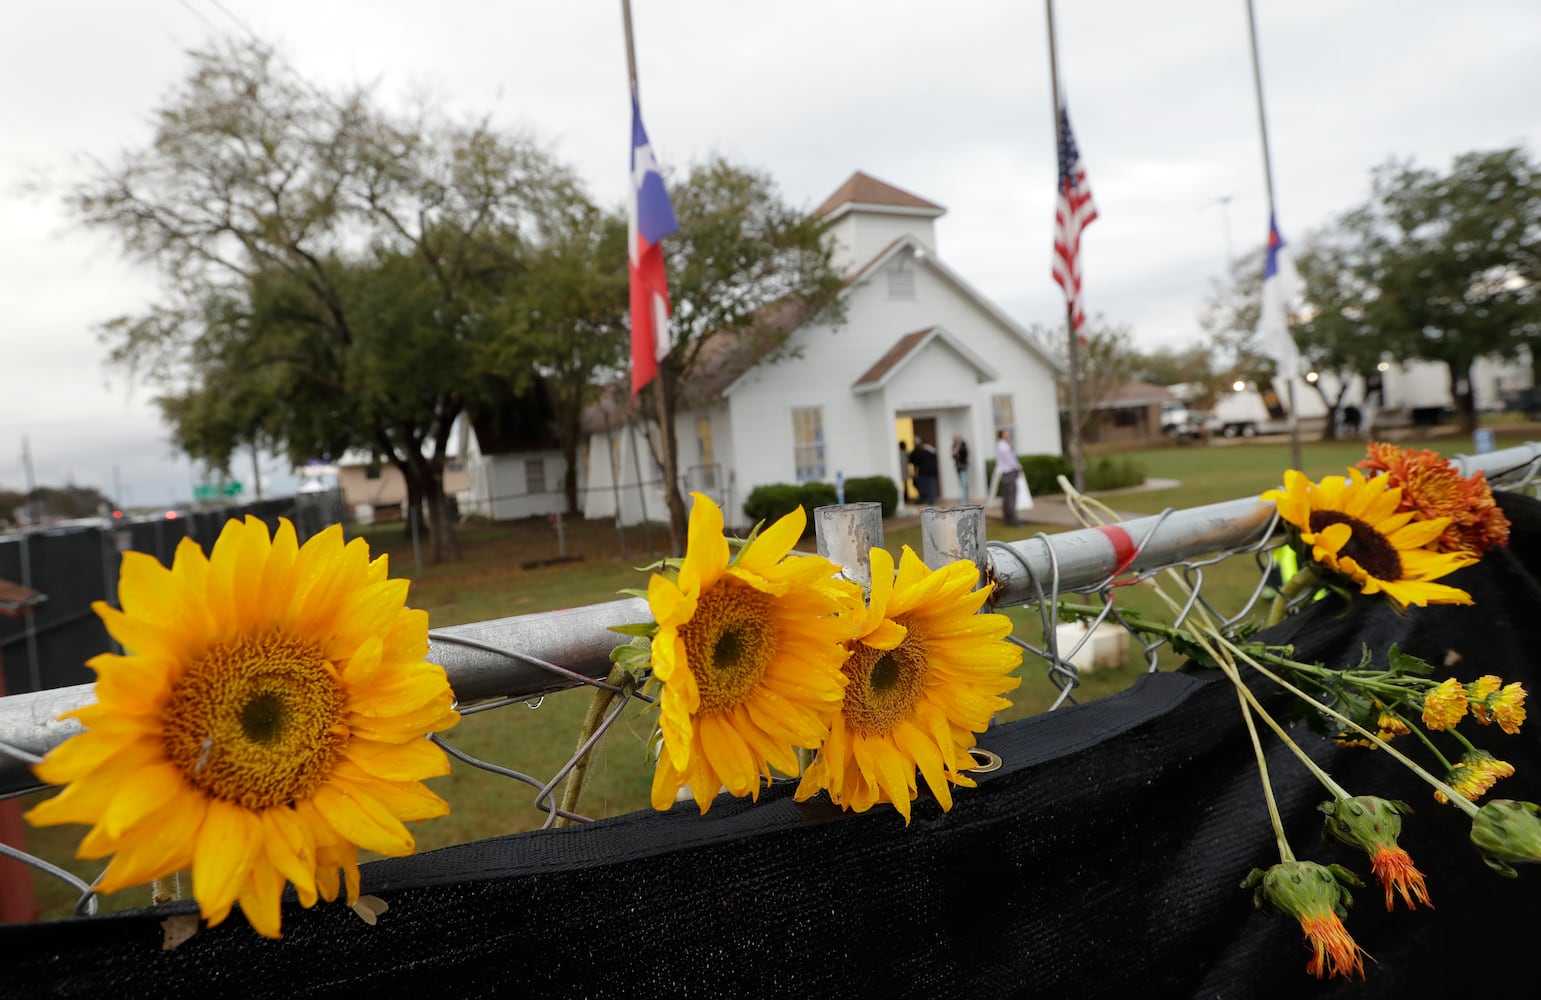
(1421, 678), (1468, 731)
(1359, 442), (1510, 556)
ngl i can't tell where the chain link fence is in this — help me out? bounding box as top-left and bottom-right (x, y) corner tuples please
(3, 445), (1539, 923)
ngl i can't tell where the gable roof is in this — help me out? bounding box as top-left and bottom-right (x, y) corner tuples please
(845, 234), (1063, 373)
(814, 171), (946, 222)
(853, 326), (999, 393)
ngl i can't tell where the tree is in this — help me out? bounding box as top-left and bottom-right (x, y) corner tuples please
(1199, 246), (1279, 389)
(76, 38), (582, 561)
(1289, 232), (1391, 439)
(490, 204), (630, 514)
(1131, 342), (1220, 393)
(1038, 320), (1141, 441)
(639, 159), (846, 551)
(1343, 147), (1541, 433)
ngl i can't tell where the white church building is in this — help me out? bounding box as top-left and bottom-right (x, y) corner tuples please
(580, 172), (1064, 529)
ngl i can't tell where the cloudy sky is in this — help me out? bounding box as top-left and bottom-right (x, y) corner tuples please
(3, 0), (1538, 508)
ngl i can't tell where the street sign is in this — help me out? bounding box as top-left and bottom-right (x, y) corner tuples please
(193, 482), (244, 501)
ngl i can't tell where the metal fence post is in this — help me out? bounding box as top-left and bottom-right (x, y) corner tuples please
(813, 502), (884, 587)
(920, 504), (988, 589)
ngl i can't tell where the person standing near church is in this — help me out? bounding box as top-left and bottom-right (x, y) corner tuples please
(911, 438), (940, 505)
(996, 428), (1022, 526)
(951, 434), (970, 504)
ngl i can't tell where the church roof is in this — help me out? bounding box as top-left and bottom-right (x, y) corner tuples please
(813, 171), (945, 219)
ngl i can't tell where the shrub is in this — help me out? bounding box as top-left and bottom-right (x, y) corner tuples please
(1084, 456), (1146, 492)
(984, 454), (1072, 496)
(742, 482), (840, 536)
(843, 475), (898, 518)
(982, 453), (1144, 496)
(1020, 455), (1074, 496)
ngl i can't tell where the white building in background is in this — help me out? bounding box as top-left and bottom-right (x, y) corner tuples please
(582, 172), (1064, 530)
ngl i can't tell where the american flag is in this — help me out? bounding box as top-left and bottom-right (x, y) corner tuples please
(1052, 103), (1098, 332)
(628, 95), (679, 396)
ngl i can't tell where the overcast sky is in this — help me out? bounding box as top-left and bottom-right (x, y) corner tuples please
(3, 0), (1538, 508)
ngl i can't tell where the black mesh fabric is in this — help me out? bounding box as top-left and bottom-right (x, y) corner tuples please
(7, 492), (1541, 998)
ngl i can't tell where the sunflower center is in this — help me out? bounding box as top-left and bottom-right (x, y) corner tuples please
(679, 576), (776, 715)
(240, 694), (285, 744)
(1309, 510), (1403, 580)
(162, 633), (347, 810)
(842, 617), (928, 736)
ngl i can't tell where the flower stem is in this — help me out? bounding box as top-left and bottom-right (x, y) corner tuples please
(1226, 640), (1477, 817)
(555, 663), (633, 828)
(1395, 710), (1456, 772)
(1266, 563), (1318, 627)
(1235, 686), (1294, 862)
(151, 872), (180, 905)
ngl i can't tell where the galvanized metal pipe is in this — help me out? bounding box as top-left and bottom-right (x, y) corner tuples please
(814, 502), (884, 587)
(986, 497), (1280, 605)
(920, 505), (988, 588)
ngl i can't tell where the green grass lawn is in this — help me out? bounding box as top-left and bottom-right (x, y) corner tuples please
(22, 423), (1534, 920)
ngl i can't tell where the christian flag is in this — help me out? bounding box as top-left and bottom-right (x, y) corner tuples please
(1257, 213), (1301, 376)
(629, 96), (679, 396)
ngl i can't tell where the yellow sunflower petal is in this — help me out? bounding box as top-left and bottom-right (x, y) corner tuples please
(235, 855), (287, 939)
(678, 493), (729, 594)
(311, 783), (416, 857)
(93, 790), (207, 892)
(734, 504), (804, 578)
(192, 799), (265, 922)
(343, 736), (452, 781)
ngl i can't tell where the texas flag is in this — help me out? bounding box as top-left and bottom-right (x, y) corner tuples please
(629, 96), (679, 396)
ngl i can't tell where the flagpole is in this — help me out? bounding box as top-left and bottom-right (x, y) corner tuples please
(1245, 0), (1302, 471)
(1045, 0), (1085, 492)
(621, 0), (683, 555)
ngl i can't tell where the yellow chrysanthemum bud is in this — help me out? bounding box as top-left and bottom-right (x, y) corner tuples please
(1471, 678), (1528, 735)
(1241, 860), (1367, 980)
(1469, 799), (1541, 877)
(1421, 678), (1468, 731)
(1468, 675), (1501, 721)
(1435, 749), (1515, 805)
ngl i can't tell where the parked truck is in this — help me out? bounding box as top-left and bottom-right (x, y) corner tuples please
(1212, 391), (1273, 438)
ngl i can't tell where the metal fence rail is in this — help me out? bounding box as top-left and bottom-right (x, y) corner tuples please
(4, 441), (1540, 916)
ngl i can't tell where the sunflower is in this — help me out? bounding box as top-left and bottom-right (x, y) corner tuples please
(1359, 442), (1510, 556)
(26, 517), (459, 938)
(647, 493), (861, 813)
(1262, 468), (1477, 608)
(794, 546), (1021, 823)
